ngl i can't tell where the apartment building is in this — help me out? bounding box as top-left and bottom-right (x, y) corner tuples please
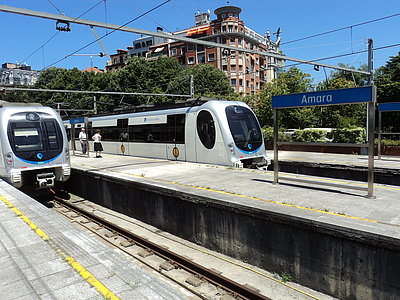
(0, 63), (40, 86)
(106, 5), (284, 95)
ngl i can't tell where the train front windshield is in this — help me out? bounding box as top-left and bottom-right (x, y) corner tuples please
(8, 113), (63, 162)
(225, 105), (262, 153)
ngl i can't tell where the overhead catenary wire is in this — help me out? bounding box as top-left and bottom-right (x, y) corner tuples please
(282, 12), (400, 45)
(20, 0), (106, 66)
(0, 5), (372, 75)
(44, 0), (173, 70)
(283, 42), (400, 69)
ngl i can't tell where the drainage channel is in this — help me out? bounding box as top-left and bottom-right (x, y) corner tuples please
(51, 192), (272, 300)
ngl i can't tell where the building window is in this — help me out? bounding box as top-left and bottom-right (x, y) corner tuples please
(134, 43), (141, 49)
(222, 65), (228, 71)
(146, 40), (153, 46)
(188, 57), (195, 64)
(239, 79), (243, 86)
(197, 54), (205, 64)
(208, 53), (215, 62)
(228, 25), (233, 32)
(221, 38), (227, 44)
(231, 79), (236, 86)
(197, 44), (205, 52)
(187, 44), (195, 51)
(230, 38), (235, 44)
(171, 48), (177, 56)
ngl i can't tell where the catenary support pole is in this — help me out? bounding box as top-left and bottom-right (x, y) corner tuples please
(273, 109), (279, 184)
(366, 39), (375, 198)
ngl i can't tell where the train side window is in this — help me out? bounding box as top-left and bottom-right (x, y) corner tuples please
(44, 121), (60, 150)
(197, 110), (215, 149)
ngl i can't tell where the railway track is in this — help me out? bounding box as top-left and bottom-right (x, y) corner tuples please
(50, 192), (272, 300)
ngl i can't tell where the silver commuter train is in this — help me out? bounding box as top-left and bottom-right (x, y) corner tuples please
(0, 101), (71, 189)
(67, 100), (267, 167)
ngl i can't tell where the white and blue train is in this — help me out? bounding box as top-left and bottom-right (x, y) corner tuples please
(0, 102), (71, 189)
(66, 100), (267, 168)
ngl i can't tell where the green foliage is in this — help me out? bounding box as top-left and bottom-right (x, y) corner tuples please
(293, 129), (328, 143)
(375, 52), (400, 132)
(280, 272), (292, 283)
(167, 63), (233, 97)
(377, 139), (400, 146)
(262, 126), (291, 146)
(3, 57), (233, 114)
(331, 128), (366, 143)
(254, 67), (313, 127)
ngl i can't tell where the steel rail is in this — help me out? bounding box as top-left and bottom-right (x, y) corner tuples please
(53, 195), (272, 300)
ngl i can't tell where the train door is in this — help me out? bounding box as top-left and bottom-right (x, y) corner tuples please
(166, 114), (186, 161)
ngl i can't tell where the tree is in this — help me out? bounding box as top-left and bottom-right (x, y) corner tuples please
(168, 64), (233, 97)
(375, 51), (400, 131)
(254, 67), (314, 128)
(314, 65), (368, 129)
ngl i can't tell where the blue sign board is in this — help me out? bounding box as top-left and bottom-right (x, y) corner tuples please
(272, 86), (374, 109)
(69, 117), (85, 124)
(378, 102), (400, 112)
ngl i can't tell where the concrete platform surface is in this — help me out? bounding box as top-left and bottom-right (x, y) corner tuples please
(70, 152), (400, 239)
(0, 180), (192, 300)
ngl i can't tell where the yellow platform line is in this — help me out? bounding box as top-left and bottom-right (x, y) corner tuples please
(0, 195), (120, 300)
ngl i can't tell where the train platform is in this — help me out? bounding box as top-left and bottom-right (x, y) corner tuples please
(0, 179), (192, 299)
(68, 151), (400, 299)
(70, 151), (400, 228)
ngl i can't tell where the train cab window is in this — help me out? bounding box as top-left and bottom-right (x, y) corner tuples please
(197, 110), (215, 149)
(10, 123), (44, 152)
(225, 105), (262, 152)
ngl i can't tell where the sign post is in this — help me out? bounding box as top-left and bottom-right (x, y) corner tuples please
(272, 86), (376, 198)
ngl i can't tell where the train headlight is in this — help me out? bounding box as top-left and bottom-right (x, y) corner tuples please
(228, 142), (235, 154)
(5, 152), (13, 167)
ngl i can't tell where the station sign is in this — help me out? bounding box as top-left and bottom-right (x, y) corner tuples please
(378, 102), (400, 112)
(272, 86), (374, 109)
(69, 117), (85, 124)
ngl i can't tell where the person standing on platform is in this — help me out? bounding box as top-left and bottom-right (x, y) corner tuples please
(92, 129), (103, 158)
(78, 128), (87, 154)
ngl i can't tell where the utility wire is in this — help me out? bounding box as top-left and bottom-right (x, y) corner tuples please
(283, 42), (400, 69)
(44, 0), (172, 70)
(282, 12), (400, 45)
(47, 0), (63, 15)
(21, 0), (105, 66)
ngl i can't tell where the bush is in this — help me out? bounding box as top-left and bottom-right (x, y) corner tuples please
(376, 139), (400, 146)
(331, 128), (366, 143)
(293, 129), (328, 143)
(262, 126), (291, 145)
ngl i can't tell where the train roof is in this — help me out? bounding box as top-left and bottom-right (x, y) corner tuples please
(63, 97), (229, 120)
(0, 100), (43, 108)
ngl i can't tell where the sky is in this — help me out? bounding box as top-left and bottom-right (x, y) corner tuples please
(0, 0), (399, 84)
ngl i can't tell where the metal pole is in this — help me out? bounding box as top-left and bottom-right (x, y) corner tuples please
(366, 39), (375, 198)
(93, 95), (97, 114)
(71, 123), (76, 156)
(378, 111), (382, 160)
(190, 75), (194, 98)
(273, 109), (279, 184)
(85, 117), (89, 158)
